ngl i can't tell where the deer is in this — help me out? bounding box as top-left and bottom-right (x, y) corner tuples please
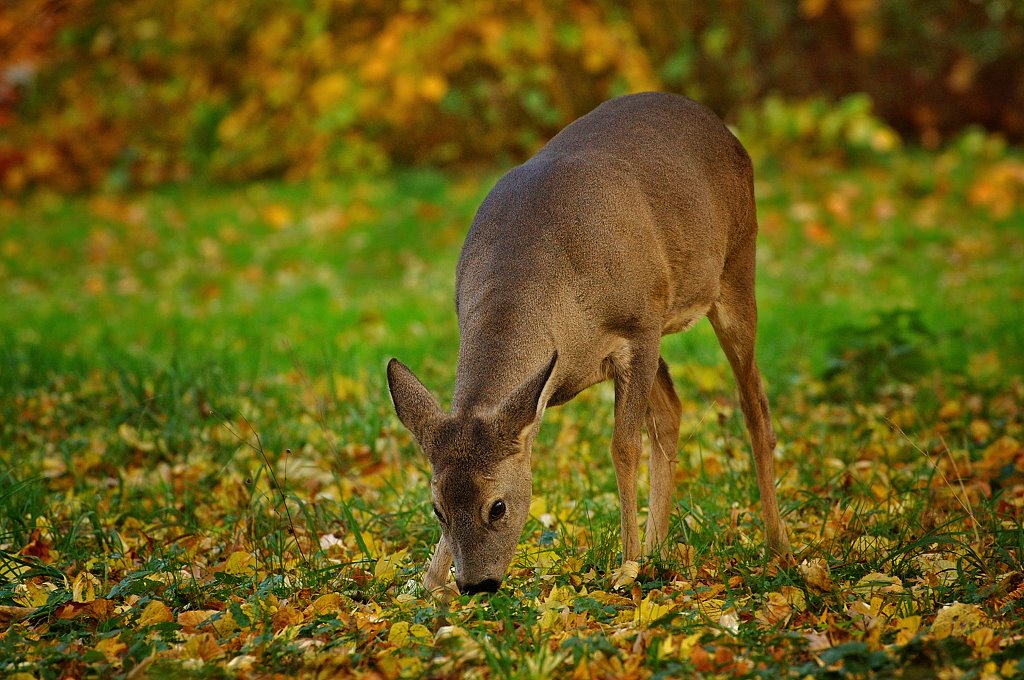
(387, 91), (792, 596)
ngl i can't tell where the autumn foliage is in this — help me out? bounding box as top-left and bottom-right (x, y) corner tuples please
(2, 0), (1023, 192)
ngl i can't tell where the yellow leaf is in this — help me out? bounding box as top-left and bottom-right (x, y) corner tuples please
(587, 590), (633, 607)
(409, 623), (431, 640)
(388, 621), (410, 645)
(206, 610), (239, 636)
(118, 423), (155, 452)
(894, 614), (921, 645)
(938, 400), (962, 421)
(529, 496), (547, 519)
(799, 558), (835, 594)
(222, 551), (256, 577)
(306, 592), (343, 617)
(138, 600), (173, 626)
(611, 560), (639, 589)
(969, 419), (992, 443)
(419, 74), (448, 103)
(930, 602), (985, 640)
(697, 598), (723, 621)
(13, 581), (55, 607)
(538, 607), (561, 631)
(781, 585), (807, 611)
(72, 572), (100, 603)
(310, 73), (350, 113)
(374, 548), (408, 583)
(853, 572), (902, 596)
(95, 635), (127, 663)
(634, 592), (674, 627)
(262, 204), (292, 230)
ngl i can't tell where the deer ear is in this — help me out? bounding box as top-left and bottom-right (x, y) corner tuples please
(497, 351), (558, 443)
(387, 359), (443, 448)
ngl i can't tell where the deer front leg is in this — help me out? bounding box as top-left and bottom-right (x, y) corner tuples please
(610, 341), (661, 565)
(423, 534), (453, 594)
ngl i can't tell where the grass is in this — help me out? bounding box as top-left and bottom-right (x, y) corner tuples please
(1, 138), (1023, 678)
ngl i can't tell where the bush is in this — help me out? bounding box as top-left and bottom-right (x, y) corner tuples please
(1, 0), (1021, 192)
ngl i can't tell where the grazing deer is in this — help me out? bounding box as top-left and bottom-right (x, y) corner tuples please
(387, 92), (791, 596)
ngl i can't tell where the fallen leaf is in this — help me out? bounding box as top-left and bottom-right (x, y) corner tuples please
(13, 581), (55, 608)
(718, 608), (740, 634)
(305, 592), (344, 617)
(757, 592), (793, 628)
(634, 592), (673, 627)
(183, 631), (223, 660)
(95, 635), (127, 663)
(118, 423), (156, 452)
(853, 572), (902, 596)
(272, 605), (304, 630)
(799, 558), (835, 594)
(930, 602), (985, 640)
(894, 615), (921, 645)
(781, 585), (807, 611)
(72, 572), (100, 603)
(138, 600), (174, 626)
(374, 548), (408, 583)
(611, 560), (639, 589)
(177, 609), (219, 631)
(0, 605), (37, 624)
(222, 550), (256, 577)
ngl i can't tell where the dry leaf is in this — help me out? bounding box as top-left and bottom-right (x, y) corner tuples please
(72, 572), (100, 603)
(94, 635), (127, 663)
(272, 605), (304, 630)
(853, 572), (903, 596)
(138, 600), (173, 626)
(13, 581), (55, 608)
(222, 551), (256, 577)
(634, 592), (673, 627)
(799, 558), (835, 594)
(930, 602), (985, 640)
(118, 423), (156, 451)
(183, 631), (223, 660)
(305, 592), (344, 617)
(757, 592), (793, 628)
(177, 609), (219, 631)
(374, 548), (408, 583)
(611, 560), (639, 589)
(0, 605), (38, 624)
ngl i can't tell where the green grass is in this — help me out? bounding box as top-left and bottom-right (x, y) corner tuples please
(1, 141), (1023, 678)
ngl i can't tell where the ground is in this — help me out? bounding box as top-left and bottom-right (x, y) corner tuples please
(1, 139), (1023, 678)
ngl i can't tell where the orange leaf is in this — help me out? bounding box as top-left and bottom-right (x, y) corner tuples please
(177, 609), (218, 631)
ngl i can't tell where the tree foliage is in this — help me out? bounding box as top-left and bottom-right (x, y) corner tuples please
(1, 0), (1022, 192)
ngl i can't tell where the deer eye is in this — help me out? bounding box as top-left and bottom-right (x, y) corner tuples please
(432, 503), (446, 524)
(488, 500), (506, 523)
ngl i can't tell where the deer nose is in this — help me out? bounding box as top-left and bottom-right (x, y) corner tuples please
(457, 578), (501, 595)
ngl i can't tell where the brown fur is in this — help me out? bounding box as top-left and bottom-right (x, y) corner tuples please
(387, 92), (792, 595)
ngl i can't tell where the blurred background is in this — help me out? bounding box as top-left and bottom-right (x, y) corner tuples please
(2, 0), (1023, 194)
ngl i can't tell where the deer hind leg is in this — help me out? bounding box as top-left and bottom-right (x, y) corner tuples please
(643, 357), (682, 558)
(609, 337), (662, 565)
(708, 245), (792, 559)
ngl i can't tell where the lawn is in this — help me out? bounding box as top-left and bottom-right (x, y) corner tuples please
(1, 138), (1023, 678)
